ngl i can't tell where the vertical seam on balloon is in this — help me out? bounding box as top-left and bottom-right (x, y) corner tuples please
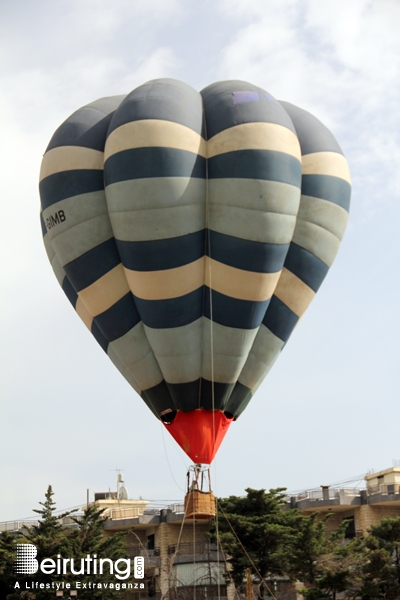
(199, 98), (206, 411)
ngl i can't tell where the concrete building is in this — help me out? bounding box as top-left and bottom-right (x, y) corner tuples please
(95, 493), (229, 599)
(287, 465), (400, 538)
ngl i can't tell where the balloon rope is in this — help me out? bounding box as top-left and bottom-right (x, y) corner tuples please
(168, 494), (191, 593)
(204, 104), (221, 600)
(215, 475), (221, 599)
(160, 421), (186, 492)
(193, 505), (196, 600)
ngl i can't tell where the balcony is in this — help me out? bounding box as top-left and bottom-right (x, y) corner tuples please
(127, 544), (161, 567)
(168, 542), (225, 564)
(366, 483), (400, 506)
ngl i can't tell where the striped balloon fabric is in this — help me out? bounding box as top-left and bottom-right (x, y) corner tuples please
(39, 79), (351, 464)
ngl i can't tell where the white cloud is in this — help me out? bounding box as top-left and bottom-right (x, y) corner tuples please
(120, 47), (180, 91)
(214, 0), (400, 213)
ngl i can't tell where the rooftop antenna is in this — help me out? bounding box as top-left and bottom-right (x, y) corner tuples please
(112, 467), (129, 501)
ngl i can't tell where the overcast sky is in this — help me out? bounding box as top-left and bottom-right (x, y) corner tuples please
(1, 0), (399, 523)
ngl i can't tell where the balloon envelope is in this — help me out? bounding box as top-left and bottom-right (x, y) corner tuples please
(39, 79), (351, 464)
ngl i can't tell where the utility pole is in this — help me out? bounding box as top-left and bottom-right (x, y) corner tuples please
(246, 568), (254, 600)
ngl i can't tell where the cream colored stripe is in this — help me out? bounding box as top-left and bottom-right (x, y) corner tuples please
(105, 119), (207, 160)
(207, 122), (301, 161)
(205, 258), (280, 302)
(301, 152), (351, 184)
(124, 258), (204, 300)
(76, 297), (93, 330)
(273, 268), (315, 317)
(40, 146), (104, 181)
(78, 264), (130, 316)
(124, 256), (283, 302)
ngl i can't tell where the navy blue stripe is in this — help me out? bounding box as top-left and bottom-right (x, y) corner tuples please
(208, 150), (301, 187)
(116, 230), (290, 274)
(63, 238), (120, 292)
(279, 102), (344, 156)
(200, 380), (235, 411)
(108, 79), (204, 136)
(134, 287), (203, 329)
(301, 174), (351, 211)
(165, 380), (235, 412)
(136, 286), (279, 332)
(104, 148), (206, 185)
(62, 276), (78, 307)
(94, 293), (140, 342)
(166, 380), (199, 412)
(46, 103), (119, 152)
(208, 230), (289, 273)
(204, 288), (270, 329)
(91, 321), (109, 352)
(263, 296), (299, 343)
(224, 382), (252, 418)
(138, 392), (159, 418)
(40, 212), (47, 237)
(142, 381), (177, 416)
(284, 243), (329, 292)
(40, 170), (104, 210)
(201, 81), (296, 138)
(116, 230), (205, 271)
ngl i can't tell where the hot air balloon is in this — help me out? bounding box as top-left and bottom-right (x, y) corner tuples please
(39, 79), (351, 466)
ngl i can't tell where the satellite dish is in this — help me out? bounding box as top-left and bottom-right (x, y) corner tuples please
(118, 485), (129, 500)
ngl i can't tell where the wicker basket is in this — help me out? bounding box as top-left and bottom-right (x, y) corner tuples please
(184, 490), (216, 519)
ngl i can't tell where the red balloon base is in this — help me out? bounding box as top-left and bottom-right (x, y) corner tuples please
(163, 409), (233, 464)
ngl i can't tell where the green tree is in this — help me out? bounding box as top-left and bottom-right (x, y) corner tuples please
(284, 512), (362, 599)
(0, 486), (74, 599)
(0, 530), (25, 597)
(359, 516), (400, 600)
(0, 486), (132, 600)
(214, 488), (292, 596)
(214, 490), (367, 600)
(67, 505), (131, 599)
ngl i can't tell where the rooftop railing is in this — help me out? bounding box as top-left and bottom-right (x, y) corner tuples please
(290, 487), (361, 503)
